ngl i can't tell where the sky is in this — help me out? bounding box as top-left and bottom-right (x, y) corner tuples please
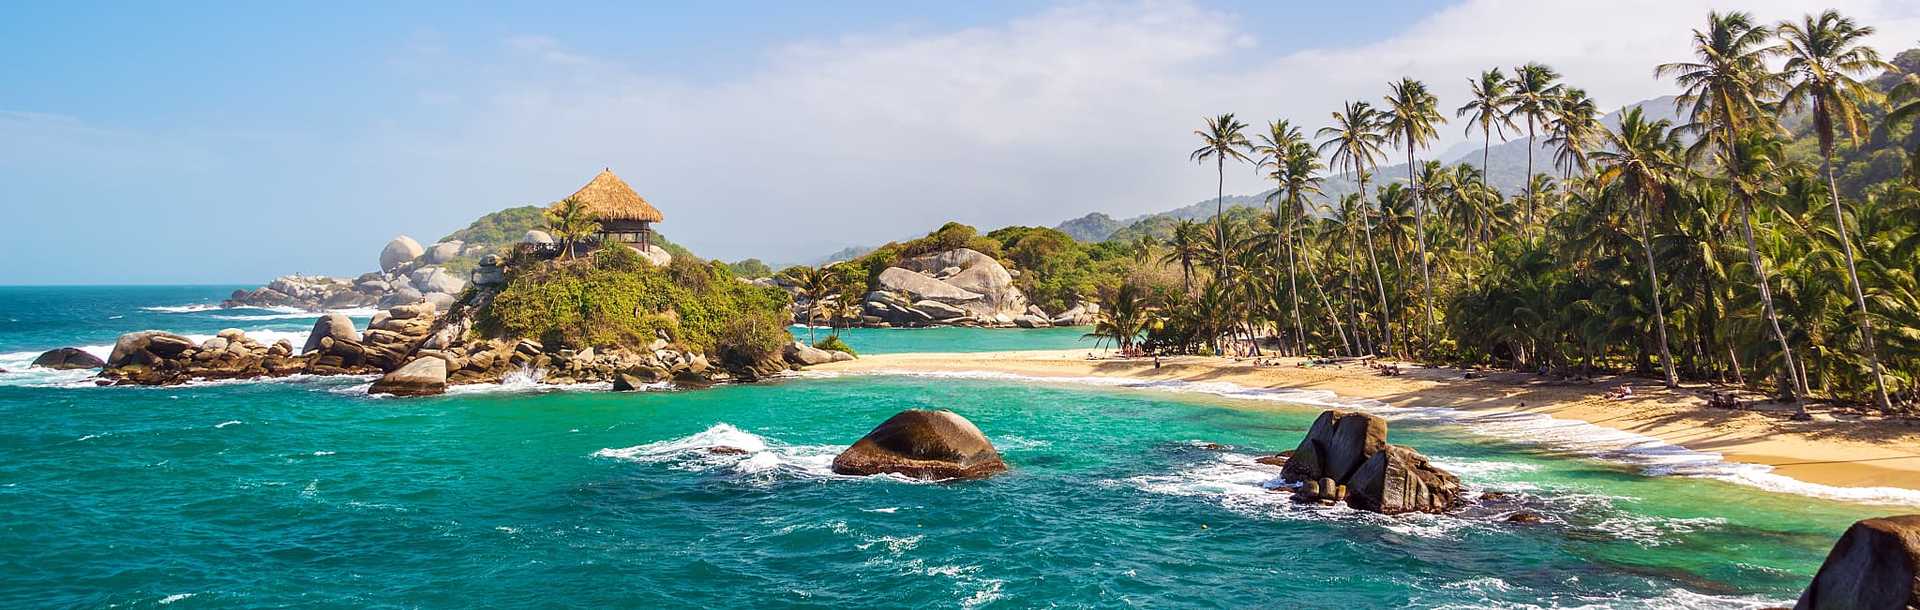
(4, 0), (1919, 284)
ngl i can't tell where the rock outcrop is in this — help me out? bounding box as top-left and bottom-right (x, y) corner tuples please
(782, 341), (839, 366)
(831, 409), (1007, 480)
(303, 313), (361, 354)
(380, 235), (425, 272)
(31, 347), (105, 370)
(1795, 514), (1920, 610)
(99, 329), (309, 385)
(858, 248), (1035, 327)
(370, 357), (447, 397)
(1279, 410), (1460, 514)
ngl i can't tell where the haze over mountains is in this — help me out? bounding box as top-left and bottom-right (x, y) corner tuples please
(1052, 95), (1682, 242)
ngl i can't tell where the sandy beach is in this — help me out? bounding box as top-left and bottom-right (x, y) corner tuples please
(817, 349), (1920, 495)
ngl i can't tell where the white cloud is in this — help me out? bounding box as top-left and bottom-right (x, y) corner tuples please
(375, 0), (1919, 263)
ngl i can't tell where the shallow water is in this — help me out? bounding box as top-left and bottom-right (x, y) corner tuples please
(0, 287), (1896, 607)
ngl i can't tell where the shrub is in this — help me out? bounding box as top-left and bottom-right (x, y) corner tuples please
(813, 335), (856, 356)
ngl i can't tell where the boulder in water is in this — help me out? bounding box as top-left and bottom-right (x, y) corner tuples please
(1279, 410), (1388, 483)
(831, 409), (1007, 480)
(31, 347), (105, 370)
(782, 341), (835, 366)
(107, 331), (198, 367)
(369, 357), (447, 397)
(302, 313), (360, 354)
(1794, 514), (1920, 610)
(1345, 444), (1462, 515)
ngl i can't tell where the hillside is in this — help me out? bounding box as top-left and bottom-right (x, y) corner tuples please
(1054, 95), (1683, 243)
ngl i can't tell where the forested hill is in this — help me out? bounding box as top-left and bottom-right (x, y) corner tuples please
(1054, 95), (1681, 242)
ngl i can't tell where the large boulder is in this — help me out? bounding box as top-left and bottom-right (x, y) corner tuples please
(1345, 444), (1462, 515)
(302, 313), (360, 354)
(1279, 410), (1389, 484)
(409, 267), (466, 295)
(783, 341), (835, 366)
(875, 267), (982, 303)
(895, 248), (1029, 315)
(424, 240), (463, 264)
(1795, 515), (1920, 610)
(31, 347), (105, 370)
(369, 357), (447, 397)
(831, 410), (1007, 480)
(628, 244), (673, 266)
(910, 300), (969, 320)
(379, 235), (425, 272)
(107, 331), (198, 367)
(522, 230), (554, 244)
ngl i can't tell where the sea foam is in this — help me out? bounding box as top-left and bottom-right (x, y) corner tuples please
(823, 368), (1920, 508)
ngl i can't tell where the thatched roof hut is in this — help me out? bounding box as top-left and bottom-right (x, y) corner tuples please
(560, 168), (663, 223)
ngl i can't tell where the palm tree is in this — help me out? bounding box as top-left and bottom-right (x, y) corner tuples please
(1160, 219), (1206, 294)
(1505, 63), (1566, 232)
(784, 265), (843, 344)
(1256, 119), (1317, 354)
(544, 196), (601, 260)
(1385, 77), (1447, 338)
(1087, 281), (1151, 355)
(1776, 9), (1895, 410)
(1458, 68), (1517, 184)
(1318, 102), (1394, 356)
(1658, 10), (1807, 397)
(1191, 114), (1253, 280)
(1592, 108), (1683, 387)
(1546, 87), (1602, 187)
(1504, 62), (1565, 232)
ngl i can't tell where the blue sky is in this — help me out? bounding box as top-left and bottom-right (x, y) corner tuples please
(3, 0), (1916, 284)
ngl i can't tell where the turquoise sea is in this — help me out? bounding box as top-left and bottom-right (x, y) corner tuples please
(0, 285), (1910, 608)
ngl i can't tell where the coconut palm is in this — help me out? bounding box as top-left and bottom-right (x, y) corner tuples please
(1503, 62), (1565, 231)
(1776, 9), (1895, 410)
(1251, 120), (1313, 352)
(1458, 68), (1518, 183)
(1318, 102), (1395, 356)
(1160, 219), (1206, 294)
(783, 265), (843, 344)
(544, 196), (601, 260)
(1592, 108), (1683, 387)
(1658, 10), (1807, 397)
(1546, 87), (1602, 187)
(1191, 114), (1253, 279)
(1087, 281), (1152, 355)
(1385, 77), (1447, 337)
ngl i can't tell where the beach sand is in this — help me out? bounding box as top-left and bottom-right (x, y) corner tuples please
(816, 349), (1920, 493)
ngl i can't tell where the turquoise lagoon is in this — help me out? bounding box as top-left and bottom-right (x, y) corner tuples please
(0, 286), (1906, 608)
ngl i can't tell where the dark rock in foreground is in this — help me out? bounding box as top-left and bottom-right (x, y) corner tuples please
(831, 409), (1007, 480)
(32, 347), (105, 370)
(1279, 409), (1460, 514)
(1795, 514), (1920, 610)
(370, 357), (447, 397)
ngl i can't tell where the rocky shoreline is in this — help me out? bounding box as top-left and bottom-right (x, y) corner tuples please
(222, 234), (495, 312)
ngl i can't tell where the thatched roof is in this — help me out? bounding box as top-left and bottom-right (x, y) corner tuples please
(559, 168), (663, 223)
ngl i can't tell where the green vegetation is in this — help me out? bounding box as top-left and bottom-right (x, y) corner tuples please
(440, 205), (547, 248)
(813, 335), (856, 356)
(476, 244), (791, 363)
(725, 258), (772, 279)
(823, 222), (1143, 314)
(1067, 8), (1920, 411)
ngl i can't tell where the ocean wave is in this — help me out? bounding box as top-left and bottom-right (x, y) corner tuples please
(207, 306), (381, 321)
(594, 423), (854, 482)
(0, 329), (313, 389)
(831, 369), (1920, 508)
(141, 304), (222, 313)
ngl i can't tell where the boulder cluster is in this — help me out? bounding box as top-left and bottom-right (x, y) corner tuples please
(1269, 410), (1462, 515)
(222, 235), (484, 312)
(96, 329), (308, 385)
(831, 409), (1007, 480)
(772, 247), (1100, 329)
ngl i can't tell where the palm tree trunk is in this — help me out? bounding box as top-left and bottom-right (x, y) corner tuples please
(1301, 243), (1350, 356)
(1823, 150), (1893, 411)
(1215, 157), (1227, 282)
(1736, 194), (1808, 398)
(1359, 172), (1394, 358)
(1525, 119), (1538, 234)
(1636, 199), (1678, 387)
(1285, 218), (1307, 355)
(1410, 142), (1436, 346)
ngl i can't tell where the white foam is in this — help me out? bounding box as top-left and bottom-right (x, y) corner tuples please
(828, 369), (1920, 508)
(157, 593), (195, 605)
(215, 420), (243, 428)
(142, 304), (221, 313)
(594, 423), (849, 481)
(207, 306), (380, 321)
